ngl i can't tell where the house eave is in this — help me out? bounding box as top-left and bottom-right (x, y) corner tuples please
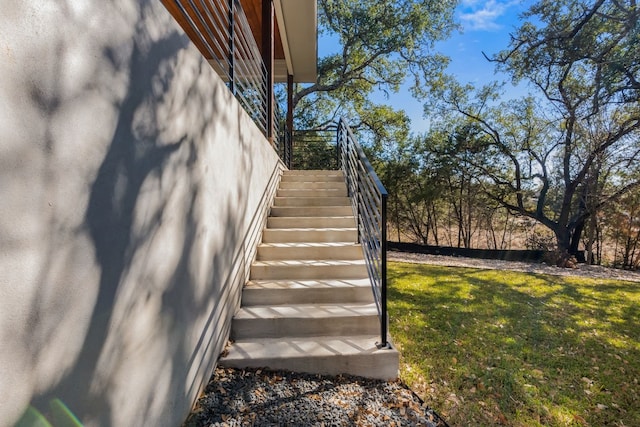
(274, 0), (317, 83)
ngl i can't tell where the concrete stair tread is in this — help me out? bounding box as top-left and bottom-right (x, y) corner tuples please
(280, 181), (346, 189)
(270, 206), (354, 217)
(246, 278), (372, 290)
(280, 181), (345, 184)
(223, 335), (392, 357)
(282, 171), (343, 176)
(251, 259), (366, 268)
(267, 216), (356, 228)
(219, 335), (399, 380)
(278, 191), (348, 198)
(265, 227), (357, 232)
(281, 177), (345, 183)
(275, 196), (349, 200)
(257, 242), (363, 261)
(269, 215), (354, 219)
(258, 242), (360, 248)
(241, 279), (374, 306)
(235, 302), (378, 320)
(282, 173), (344, 182)
(283, 170), (342, 173)
(268, 216), (355, 222)
(250, 258), (366, 280)
(278, 188), (346, 193)
(278, 193), (348, 198)
(273, 197), (351, 207)
(261, 228), (358, 243)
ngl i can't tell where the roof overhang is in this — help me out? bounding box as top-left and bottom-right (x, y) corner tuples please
(273, 0), (317, 83)
(164, 0), (317, 84)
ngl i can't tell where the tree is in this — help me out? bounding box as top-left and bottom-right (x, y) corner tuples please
(292, 0), (457, 146)
(378, 127), (518, 249)
(378, 133), (450, 245)
(430, 0), (640, 264)
(604, 169), (640, 269)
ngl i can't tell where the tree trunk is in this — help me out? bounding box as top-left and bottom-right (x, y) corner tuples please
(429, 204), (439, 246)
(569, 218), (585, 262)
(586, 209), (598, 265)
(554, 228), (573, 267)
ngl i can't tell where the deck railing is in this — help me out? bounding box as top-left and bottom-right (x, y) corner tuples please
(163, 0), (269, 135)
(337, 118), (389, 348)
(273, 96), (292, 168)
(292, 127), (339, 170)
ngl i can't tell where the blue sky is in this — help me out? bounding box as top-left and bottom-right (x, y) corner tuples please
(439, 0), (535, 86)
(318, 0), (536, 134)
(405, 0), (536, 132)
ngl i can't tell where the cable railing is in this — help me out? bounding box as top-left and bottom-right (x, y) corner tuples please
(164, 0), (268, 134)
(337, 118), (389, 349)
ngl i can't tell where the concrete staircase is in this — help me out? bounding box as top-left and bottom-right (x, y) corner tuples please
(219, 170), (399, 380)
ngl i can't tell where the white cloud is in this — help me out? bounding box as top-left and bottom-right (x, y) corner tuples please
(459, 0), (517, 31)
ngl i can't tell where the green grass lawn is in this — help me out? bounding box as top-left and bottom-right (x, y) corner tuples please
(388, 262), (640, 427)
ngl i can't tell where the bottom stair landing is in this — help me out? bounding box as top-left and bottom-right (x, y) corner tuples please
(219, 170), (399, 380)
(222, 335), (398, 380)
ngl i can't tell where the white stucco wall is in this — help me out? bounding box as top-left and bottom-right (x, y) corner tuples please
(0, 1), (283, 425)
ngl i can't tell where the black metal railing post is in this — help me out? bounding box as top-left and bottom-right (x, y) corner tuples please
(356, 165), (362, 244)
(286, 74), (294, 169)
(228, 0), (235, 94)
(380, 192), (388, 348)
(336, 124), (341, 170)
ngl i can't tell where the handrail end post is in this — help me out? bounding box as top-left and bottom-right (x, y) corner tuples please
(375, 340), (391, 350)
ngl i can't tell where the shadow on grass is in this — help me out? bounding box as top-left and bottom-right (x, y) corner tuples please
(388, 262), (640, 427)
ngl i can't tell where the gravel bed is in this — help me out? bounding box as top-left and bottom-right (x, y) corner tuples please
(186, 367), (448, 427)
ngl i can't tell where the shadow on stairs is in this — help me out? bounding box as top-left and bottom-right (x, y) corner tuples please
(219, 170), (399, 380)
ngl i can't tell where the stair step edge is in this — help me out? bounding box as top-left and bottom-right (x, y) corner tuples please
(252, 259), (366, 266)
(235, 302), (378, 318)
(218, 335), (399, 380)
(246, 278), (371, 288)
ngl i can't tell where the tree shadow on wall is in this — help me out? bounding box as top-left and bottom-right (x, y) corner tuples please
(29, 2), (281, 424)
(32, 11), (190, 425)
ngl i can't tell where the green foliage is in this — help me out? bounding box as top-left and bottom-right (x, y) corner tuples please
(389, 262), (640, 426)
(15, 400), (83, 427)
(293, 0), (457, 146)
(427, 0), (640, 260)
(291, 130), (338, 170)
(603, 174), (640, 269)
(499, 0), (640, 111)
(15, 407), (53, 427)
(378, 127), (522, 249)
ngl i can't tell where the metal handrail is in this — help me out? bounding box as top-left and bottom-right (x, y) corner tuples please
(273, 96), (285, 163)
(282, 125), (292, 169)
(337, 118), (389, 349)
(275, 99), (293, 168)
(164, 0), (268, 135)
(293, 127), (338, 170)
